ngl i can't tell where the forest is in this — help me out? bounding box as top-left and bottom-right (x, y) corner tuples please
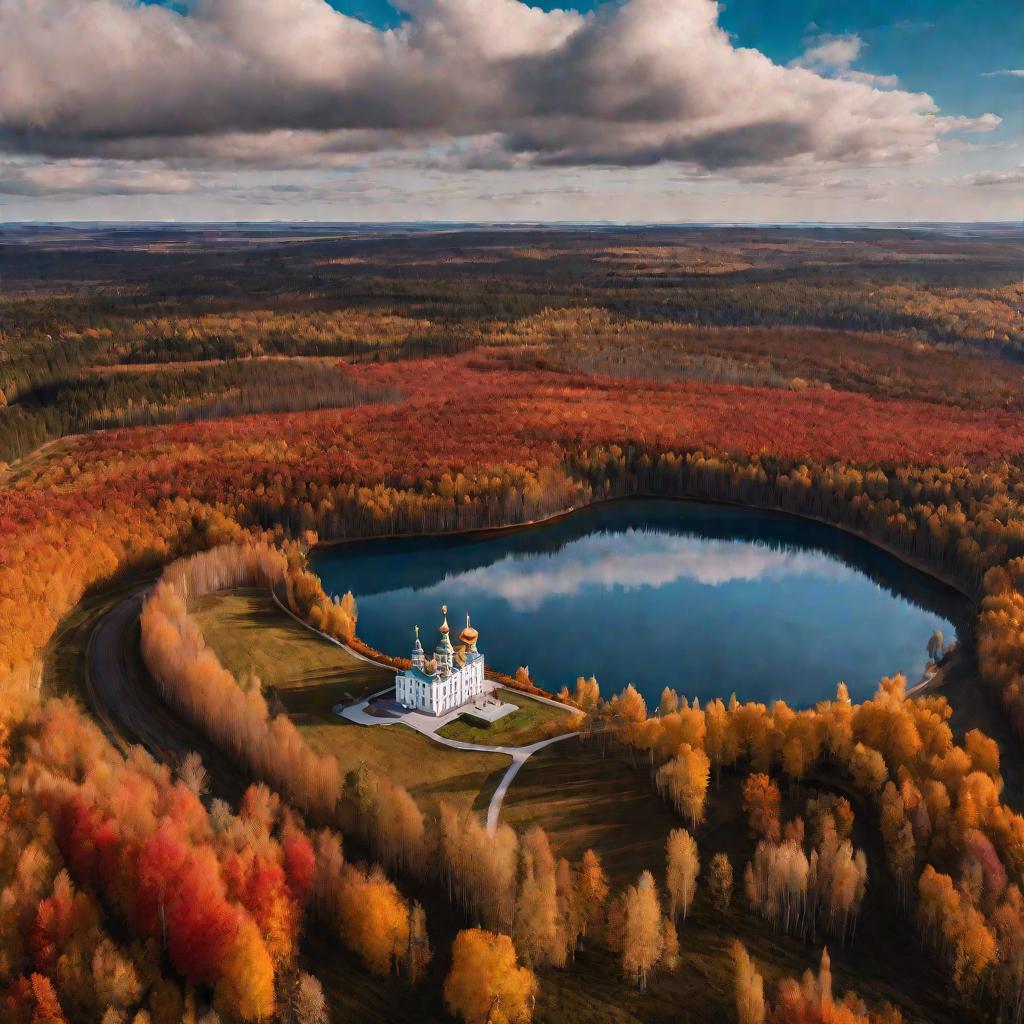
(0, 223), (1021, 463)
(0, 223), (1023, 1024)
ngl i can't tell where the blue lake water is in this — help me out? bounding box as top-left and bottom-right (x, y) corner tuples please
(310, 500), (966, 708)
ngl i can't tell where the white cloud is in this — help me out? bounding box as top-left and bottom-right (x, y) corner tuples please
(981, 69), (1024, 78)
(0, 0), (999, 193)
(936, 113), (1004, 134)
(789, 31), (899, 89)
(793, 33), (864, 71)
(941, 138), (1020, 153)
(843, 69), (900, 89)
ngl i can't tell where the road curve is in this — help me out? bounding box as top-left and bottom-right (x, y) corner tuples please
(484, 733), (578, 833)
(339, 700), (579, 833)
(84, 587), (250, 802)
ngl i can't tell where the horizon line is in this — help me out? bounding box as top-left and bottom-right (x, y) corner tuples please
(2, 219), (1022, 229)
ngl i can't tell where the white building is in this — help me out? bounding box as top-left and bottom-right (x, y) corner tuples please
(395, 605), (485, 715)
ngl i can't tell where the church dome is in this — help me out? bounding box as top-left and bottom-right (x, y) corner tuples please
(435, 604), (455, 656)
(459, 612), (478, 646)
(423, 658), (437, 675)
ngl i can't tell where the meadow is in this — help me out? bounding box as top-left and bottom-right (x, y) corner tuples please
(192, 587), (394, 707)
(193, 587), (511, 816)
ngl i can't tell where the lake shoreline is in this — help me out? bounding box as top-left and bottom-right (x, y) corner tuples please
(313, 492), (971, 706)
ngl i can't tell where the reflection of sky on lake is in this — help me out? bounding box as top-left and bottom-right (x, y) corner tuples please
(313, 500), (962, 708)
(446, 531), (854, 611)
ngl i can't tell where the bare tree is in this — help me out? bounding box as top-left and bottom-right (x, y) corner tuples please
(177, 751), (209, 798)
(292, 973), (328, 1024)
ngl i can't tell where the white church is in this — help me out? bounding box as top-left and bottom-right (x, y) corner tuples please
(395, 606), (486, 716)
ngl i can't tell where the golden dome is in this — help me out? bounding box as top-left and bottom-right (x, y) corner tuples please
(459, 612), (478, 646)
(439, 604), (450, 634)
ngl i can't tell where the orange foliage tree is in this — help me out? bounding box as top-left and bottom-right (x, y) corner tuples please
(444, 929), (537, 1024)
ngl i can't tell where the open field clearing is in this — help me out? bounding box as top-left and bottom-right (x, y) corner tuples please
(193, 587), (510, 814)
(302, 719), (510, 816)
(192, 586), (393, 704)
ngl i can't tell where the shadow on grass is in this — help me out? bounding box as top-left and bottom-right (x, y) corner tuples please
(472, 762), (514, 815)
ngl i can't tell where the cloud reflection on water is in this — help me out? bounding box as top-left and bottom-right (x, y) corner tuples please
(435, 528), (854, 610)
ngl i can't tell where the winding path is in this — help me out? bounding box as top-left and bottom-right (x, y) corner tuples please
(483, 734), (577, 833)
(87, 588), (187, 761)
(338, 695), (579, 832)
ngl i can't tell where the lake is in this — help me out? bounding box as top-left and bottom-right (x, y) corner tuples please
(310, 499), (967, 708)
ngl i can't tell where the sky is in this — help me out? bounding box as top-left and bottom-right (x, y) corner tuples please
(0, 0), (1021, 222)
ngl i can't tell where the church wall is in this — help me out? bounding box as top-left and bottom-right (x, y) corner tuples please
(394, 651), (485, 716)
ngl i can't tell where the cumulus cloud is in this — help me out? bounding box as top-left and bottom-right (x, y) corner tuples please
(789, 31), (899, 89)
(939, 113), (1004, 133)
(793, 33), (865, 72)
(0, 0), (1001, 193)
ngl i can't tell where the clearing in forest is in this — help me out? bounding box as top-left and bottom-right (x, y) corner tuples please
(194, 587), (510, 813)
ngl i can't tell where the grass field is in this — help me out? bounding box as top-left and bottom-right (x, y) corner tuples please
(192, 587), (394, 706)
(193, 588), (509, 814)
(435, 687), (580, 746)
(302, 719), (509, 815)
(501, 738), (971, 1024)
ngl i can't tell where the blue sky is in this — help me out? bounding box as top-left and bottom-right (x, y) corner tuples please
(1, 0), (1020, 221)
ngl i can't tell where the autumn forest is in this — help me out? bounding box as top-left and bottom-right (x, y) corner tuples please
(1, 223), (1024, 1024)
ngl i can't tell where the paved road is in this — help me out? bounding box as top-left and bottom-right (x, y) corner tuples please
(484, 733), (578, 833)
(85, 587), (250, 802)
(338, 697), (578, 833)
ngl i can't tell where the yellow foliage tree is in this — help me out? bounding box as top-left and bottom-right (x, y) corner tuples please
(444, 929), (538, 1024)
(213, 917), (275, 1023)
